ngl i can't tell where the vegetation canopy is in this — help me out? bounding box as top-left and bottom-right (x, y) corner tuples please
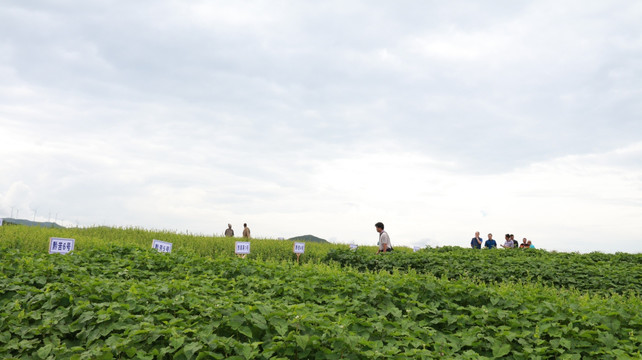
(0, 225), (640, 359)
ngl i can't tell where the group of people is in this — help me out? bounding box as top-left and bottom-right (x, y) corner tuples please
(223, 222), (534, 252)
(376, 224), (535, 254)
(470, 232), (535, 249)
(224, 223), (251, 239)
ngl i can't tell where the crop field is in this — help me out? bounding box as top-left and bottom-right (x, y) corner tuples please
(326, 247), (642, 295)
(0, 226), (360, 263)
(1, 225), (641, 359)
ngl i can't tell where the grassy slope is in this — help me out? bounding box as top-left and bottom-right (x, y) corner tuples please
(0, 225), (368, 263)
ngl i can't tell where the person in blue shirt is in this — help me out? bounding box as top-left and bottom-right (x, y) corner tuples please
(470, 232), (483, 249)
(484, 233), (497, 249)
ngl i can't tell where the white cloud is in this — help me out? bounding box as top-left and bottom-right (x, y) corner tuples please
(1, 1), (641, 252)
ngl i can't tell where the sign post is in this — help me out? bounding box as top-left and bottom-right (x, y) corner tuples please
(235, 241), (250, 258)
(152, 239), (173, 253)
(413, 246), (421, 252)
(293, 242), (305, 263)
(350, 244), (358, 251)
(49, 237), (75, 254)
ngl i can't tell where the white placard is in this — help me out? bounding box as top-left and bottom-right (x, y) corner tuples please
(49, 237), (75, 254)
(0, 218), (3, 226)
(277, 237), (285, 240)
(293, 242), (305, 254)
(413, 246), (421, 252)
(235, 241), (251, 254)
(152, 239), (173, 253)
(350, 244), (358, 251)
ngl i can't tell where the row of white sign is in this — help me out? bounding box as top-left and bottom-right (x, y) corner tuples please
(48, 238), (307, 255)
(236, 241), (306, 254)
(48, 237), (420, 255)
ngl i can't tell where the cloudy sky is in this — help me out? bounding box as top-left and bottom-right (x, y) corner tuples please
(1, 1), (641, 252)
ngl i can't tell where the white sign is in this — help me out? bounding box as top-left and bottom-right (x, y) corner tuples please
(350, 244), (358, 251)
(152, 239), (173, 253)
(278, 237), (285, 240)
(49, 237), (75, 254)
(413, 246), (421, 252)
(235, 241), (251, 254)
(0, 218), (3, 226)
(293, 242), (305, 254)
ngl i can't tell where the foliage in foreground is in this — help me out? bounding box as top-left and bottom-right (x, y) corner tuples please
(1, 246), (641, 359)
(324, 247), (642, 295)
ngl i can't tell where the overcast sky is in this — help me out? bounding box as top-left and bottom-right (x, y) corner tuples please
(1, 1), (641, 252)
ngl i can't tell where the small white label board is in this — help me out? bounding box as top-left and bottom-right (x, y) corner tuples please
(413, 246), (421, 252)
(152, 239), (173, 253)
(49, 237), (75, 254)
(0, 218), (3, 226)
(235, 241), (251, 254)
(293, 242), (305, 254)
(350, 244), (358, 251)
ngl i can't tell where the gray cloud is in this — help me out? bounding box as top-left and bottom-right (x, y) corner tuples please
(1, 1), (641, 251)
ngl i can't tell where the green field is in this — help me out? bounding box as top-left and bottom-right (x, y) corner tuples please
(0, 226), (357, 263)
(1, 226), (641, 359)
(326, 247), (642, 295)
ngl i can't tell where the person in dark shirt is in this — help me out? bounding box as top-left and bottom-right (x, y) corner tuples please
(510, 234), (518, 248)
(484, 233), (497, 249)
(224, 224), (234, 237)
(520, 238), (528, 248)
(470, 231), (483, 249)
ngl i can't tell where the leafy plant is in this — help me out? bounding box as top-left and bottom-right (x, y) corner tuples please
(0, 246), (640, 359)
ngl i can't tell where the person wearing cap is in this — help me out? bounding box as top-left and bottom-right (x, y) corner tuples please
(242, 223), (251, 239)
(470, 231), (483, 249)
(484, 233), (497, 249)
(224, 224), (234, 237)
(375, 222), (393, 254)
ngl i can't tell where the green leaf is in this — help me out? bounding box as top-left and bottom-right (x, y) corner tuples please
(37, 344), (53, 359)
(296, 335), (310, 350)
(238, 326), (253, 338)
(170, 336), (185, 349)
(492, 343), (511, 358)
(184, 342), (204, 359)
(230, 315), (245, 330)
(271, 318), (288, 336)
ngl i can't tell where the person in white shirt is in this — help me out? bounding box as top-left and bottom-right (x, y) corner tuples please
(501, 233), (514, 248)
(375, 222), (392, 254)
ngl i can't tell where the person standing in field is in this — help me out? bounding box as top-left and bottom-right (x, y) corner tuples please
(224, 224), (234, 237)
(485, 233), (497, 249)
(502, 234), (514, 248)
(471, 231), (483, 249)
(520, 238), (528, 248)
(511, 234), (518, 248)
(375, 222), (392, 254)
(242, 223), (251, 239)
